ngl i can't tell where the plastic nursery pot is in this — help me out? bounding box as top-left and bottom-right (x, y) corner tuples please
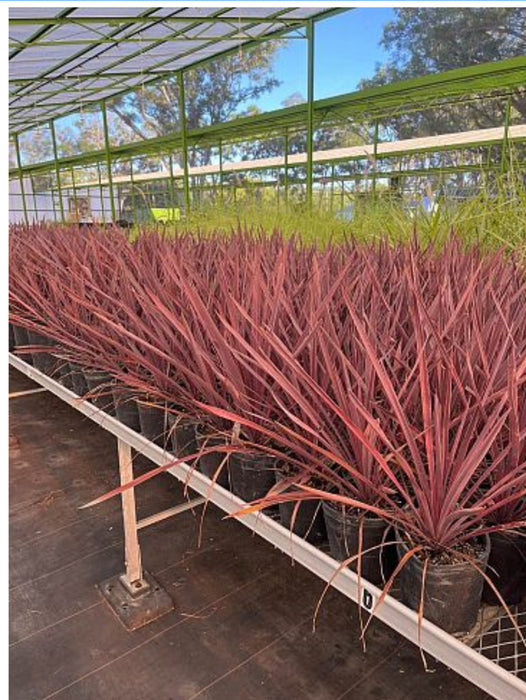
(167, 413), (199, 458)
(395, 530), (491, 635)
(26, 330), (56, 376)
(111, 385), (141, 432)
(12, 325), (33, 365)
(83, 369), (116, 415)
(228, 452), (277, 504)
(322, 501), (390, 585)
(67, 362), (88, 397)
(136, 400), (170, 447)
(275, 470), (326, 544)
(482, 529), (526, 606)
(196, 432), (230, 488)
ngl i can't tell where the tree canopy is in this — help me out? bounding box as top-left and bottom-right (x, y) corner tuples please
(359, 8), (526, 138)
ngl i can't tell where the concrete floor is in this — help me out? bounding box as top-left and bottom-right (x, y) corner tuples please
(9, 366), (492, 700)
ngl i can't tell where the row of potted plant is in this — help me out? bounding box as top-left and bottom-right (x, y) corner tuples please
(9, 223), (526, 639)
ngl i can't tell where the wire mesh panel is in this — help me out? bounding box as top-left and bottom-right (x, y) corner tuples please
(469, 603), (526, 680)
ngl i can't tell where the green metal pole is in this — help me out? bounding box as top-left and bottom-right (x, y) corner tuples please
(50, 177), (58, 221)
(372, 120), (379, 200)
(178, 71), (191, 213)
(330, 164), (335, 212)
(168, 153), (177, 215)
(70, 166), (78, 221)
(49, 119), (65, 223)
(14, 134), (29, 225)
(501, 94), (512, 173)
(129, 158), (137, 224)
(30, 174), (39, 221)
(284, 128), (289, 206)
(306, 19), (315, 210)
(219, 138), (224, 205)
(101, 100), (116, 221)
(97, 161), (106, 223)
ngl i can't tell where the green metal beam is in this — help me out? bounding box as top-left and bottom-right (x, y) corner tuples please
(10, 57), (526, 181)
(9, 7), (75, 60)
(306, 19), (315, 209)
(178, 72), (190, 212)
(219, 139), (224, 205)
(501, 95), (512, 173)
(284, 129), (289, 204)
(372, 120), (379, 199)
(9, 7), (163, 105)
(101, 100), (116, 221)
(9, 8), (346, 139)
(49, 119), (65, 222)
(8, 7), (306, 134)
(14, 134), (29, 225)
(9, 15), (311, 26)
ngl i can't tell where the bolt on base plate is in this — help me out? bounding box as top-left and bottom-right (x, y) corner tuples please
(98, 570), (174, 631)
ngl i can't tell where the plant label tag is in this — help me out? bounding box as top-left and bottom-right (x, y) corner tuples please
(361, 588), (375, 611)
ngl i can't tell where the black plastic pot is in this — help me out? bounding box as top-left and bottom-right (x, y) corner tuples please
(482, 530), (526, 606)
(137, 400), (169, 447)
(112, 385), (141, 432)
(12, 325), (33, 365)
(68, 362), (88, 397)
(196, 433), (230, 488)
(228, 452), (277, 503)
(322, 501), (390, 585)
(275, 470), (326, 544)
(167, 413), (198, 458)
(83, 369), (115, 415)
(27, 330), (56, 375)
(396, 530), (491, 634)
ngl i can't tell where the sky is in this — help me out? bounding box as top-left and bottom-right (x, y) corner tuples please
(254, 8), (395, 112)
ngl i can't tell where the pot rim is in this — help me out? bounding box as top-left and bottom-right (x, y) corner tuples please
(395, 526), (491, 571)
(322, 498), (385, 524)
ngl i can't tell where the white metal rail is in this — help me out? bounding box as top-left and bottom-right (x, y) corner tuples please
(9, 352), (526, 700)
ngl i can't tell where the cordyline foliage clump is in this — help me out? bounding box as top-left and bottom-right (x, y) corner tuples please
(9, 224), (526, 560)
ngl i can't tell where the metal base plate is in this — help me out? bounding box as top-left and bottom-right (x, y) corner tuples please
(98, 570), (174, 631)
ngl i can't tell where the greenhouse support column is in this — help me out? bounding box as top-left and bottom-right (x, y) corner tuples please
(14, 135), (29, 225)
(50, 180), (58, 221)
(70, 166), (78, 222)
(219, 139), (224, 205)
(178, 72), (190, 212)
(284, 129), (289, 205)
(50, 120), (65, 223)
(330, 165), (335, 212)
(306, 19), (315, 209)
(130, 159), (137, 224)
(501, 95), (512, 173)
(30, 175), (39, 222)
(372, 120), (379, 200)
(101, 100), (116, 222)
(97, 162), (106, 224)
(168, 154), (177, 218)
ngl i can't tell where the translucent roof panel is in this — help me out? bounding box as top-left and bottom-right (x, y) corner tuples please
(9, 6), (336, 136)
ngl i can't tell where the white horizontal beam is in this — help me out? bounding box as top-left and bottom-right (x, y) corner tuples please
(58, 124), (526, 190)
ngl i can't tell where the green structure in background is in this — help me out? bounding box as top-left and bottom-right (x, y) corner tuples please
(8, 8), (526, 225)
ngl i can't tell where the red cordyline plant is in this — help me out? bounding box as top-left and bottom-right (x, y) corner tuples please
(10, 225), (143, 375)
(193, 240), (526, 553)
(10, 226), (526, 541)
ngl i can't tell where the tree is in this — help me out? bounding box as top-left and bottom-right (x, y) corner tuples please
(109, 43), (281, 167)
(359, 8), (526, 138)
